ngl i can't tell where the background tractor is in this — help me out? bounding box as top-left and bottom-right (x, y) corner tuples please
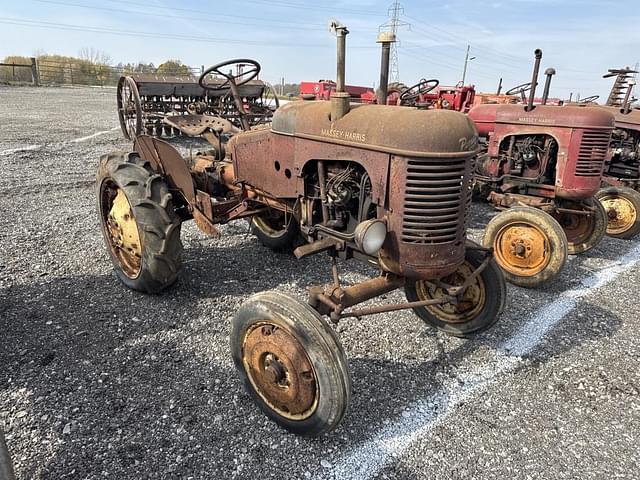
(97, 23), (506, 436)
(592, 68), (640, 239)
(467, 50), (615, 287)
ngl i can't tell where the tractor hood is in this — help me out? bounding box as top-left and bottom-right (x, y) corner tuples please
(596, 105), (640, 131)
(468, 104), (615, 137)
(271, 101), (479, 158)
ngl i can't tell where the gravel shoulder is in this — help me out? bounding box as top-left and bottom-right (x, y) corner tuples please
(0, 86), (638, 480)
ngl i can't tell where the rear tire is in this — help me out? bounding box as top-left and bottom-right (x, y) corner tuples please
(231, 291), (351, 436)
(405, 241), (506, 337)
(595, 186), (640, 239)
(97, 152), (183, 293)
(483, 206), (568, 288)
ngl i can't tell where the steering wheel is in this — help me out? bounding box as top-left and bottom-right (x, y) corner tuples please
(198, 59), (261, 91)
(578, 95), (600, 104)
(400, 78), (440, 104)
(505, 82), (532, 96)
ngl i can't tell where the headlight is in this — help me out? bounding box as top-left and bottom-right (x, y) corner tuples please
(354, 219), (387, 255)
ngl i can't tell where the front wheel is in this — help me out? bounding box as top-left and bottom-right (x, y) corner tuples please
(250, 210), (299, 251)
(405, 241), (506, 337)
(231, 291), (351, 436)
(595, 186), (640, 239)
(552, 198), (607, 254)
(483, 206), (568, 288)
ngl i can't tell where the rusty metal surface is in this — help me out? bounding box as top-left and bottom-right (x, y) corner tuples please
(162, 114), (238, 137)
(271, 101), (480, 158)
(134, 135), (196, 204)
(242, 322), (318, 419)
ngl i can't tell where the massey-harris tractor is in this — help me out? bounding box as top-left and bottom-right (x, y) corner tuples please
(592, 68), (640, 239)
(468, 50), (615, 287)
(96, 23), (506, 435)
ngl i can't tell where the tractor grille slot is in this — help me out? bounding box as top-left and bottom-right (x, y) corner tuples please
(402, 159), (469, 244)
(576, 130), (610, 177)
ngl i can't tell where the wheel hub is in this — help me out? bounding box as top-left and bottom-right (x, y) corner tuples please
(105, 188), (142, 278)
(494, 223), (549, 276)
(242, 322), (318, 420)
(600, 196), (637, 235)
(416, 261), (486, 323)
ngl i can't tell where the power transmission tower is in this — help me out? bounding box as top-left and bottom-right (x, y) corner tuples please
(379, 1), (410, 81)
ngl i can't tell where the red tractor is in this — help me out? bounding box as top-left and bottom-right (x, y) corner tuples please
(592, 68), (640, 239)
(467, 50), (615, 287)
(96, 23), (506, 435)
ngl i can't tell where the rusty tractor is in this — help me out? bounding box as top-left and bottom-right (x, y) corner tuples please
(468, 50), (615, 287)
(592, 68), (640, 239)
(116, 64), (279, 140)
(97, 23), (506, 435)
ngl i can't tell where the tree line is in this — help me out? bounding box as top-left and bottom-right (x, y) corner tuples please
(0, 49), (195, 86)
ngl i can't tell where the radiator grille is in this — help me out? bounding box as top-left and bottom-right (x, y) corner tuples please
(402, 158), (470, 244)
(575, 130), (610, 177)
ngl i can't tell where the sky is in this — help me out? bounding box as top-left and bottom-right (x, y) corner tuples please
(0, 0), (638, 100)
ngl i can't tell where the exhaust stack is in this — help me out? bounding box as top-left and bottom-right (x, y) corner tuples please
(526, 49), (543, 111)
(622, 79), (636, 114)
(376, 32), (396, 105)
(541, 67), (556, 105)
(330, 21), (350, 121)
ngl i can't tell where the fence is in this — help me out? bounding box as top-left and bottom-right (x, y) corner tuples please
(0, 58), (39, 85)
(34, 60), (202, 87)
(1, 58), (204, 87)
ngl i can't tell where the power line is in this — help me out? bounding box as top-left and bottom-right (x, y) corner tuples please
(106, 0), (386, 18)
(0, 16), (377, 49)
(32, 0), (328, 30)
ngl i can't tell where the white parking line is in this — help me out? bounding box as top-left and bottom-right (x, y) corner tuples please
(69, 127), (119, 143)
(0, 127), (120, 157)
(0, 145), (42, 156)
(321, 243), (640, 480)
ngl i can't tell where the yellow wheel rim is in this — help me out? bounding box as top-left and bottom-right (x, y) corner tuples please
(600, 195), (637, 236)
(106, 188), (142, 278)
(494, 222), (550, 277)
(415, 261), (486, 324)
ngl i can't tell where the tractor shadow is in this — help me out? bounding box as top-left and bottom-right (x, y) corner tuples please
(0, 268), (625, 478)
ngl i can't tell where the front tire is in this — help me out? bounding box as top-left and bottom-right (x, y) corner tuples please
(250, 210), (299, 251)
(97, 152), (183, 293)
(595, 186), (640, 239)
(405, 241), (506, 337)
(483, 206), (568, 288)
(231, 291), (351, 436)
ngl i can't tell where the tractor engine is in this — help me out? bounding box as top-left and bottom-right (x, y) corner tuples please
(606, 125), (640, 179)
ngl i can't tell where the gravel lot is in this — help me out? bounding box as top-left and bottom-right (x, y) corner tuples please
(1, 85), (639, 479)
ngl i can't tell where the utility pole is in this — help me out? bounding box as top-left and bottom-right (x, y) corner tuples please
(379, 1), (409, 82)
(461, 44), (475, 85)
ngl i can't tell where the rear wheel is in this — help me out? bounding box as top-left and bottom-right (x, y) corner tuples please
(552, 198), (607, 254)
(250, 210), (299, 251)
(483, 206), (568, 288)
(405, 241), (506, 337)
(595, 186), (640, 239)
(97, 152), (183, 293)
(231, 291), (351, 436)
(116, 76), (142, 140)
